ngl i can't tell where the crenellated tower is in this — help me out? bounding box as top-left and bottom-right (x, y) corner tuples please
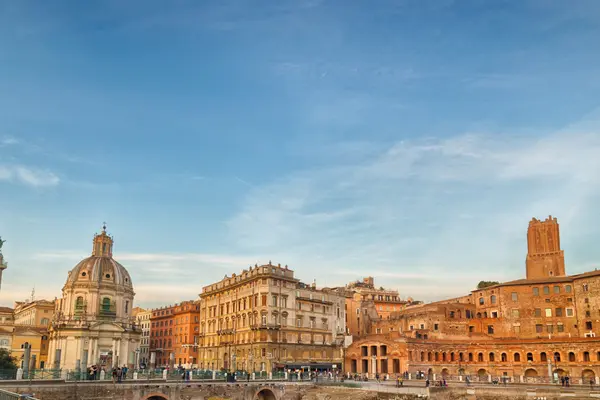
(526, 215), (565, 279)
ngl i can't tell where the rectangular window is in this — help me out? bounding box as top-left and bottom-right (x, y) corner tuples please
(586, 321), (593, 330)
(545, 308), (552, 317)
(565, 285), (572, 293)
(272, 295), (278, 307)
(536, 324), (543, 333)
(533, 287), (539, 296)
(535, 308), (541, 317)
(434, 324), (439, 330)
(511, 292), (518, 301)
(487, 325), (494, 334)
(512, 309), (520, 318)
(557, 324), (564, 332)
(566, 308), (574, 317)
(553, 286), (560, 294)
(583, 284), (589, 292)
(543, 286), (550, 295)
(514, 325), (521, 334)
(547, 324), (554, 333)
(296, 318), (302, 327)
(261, 295), (267, 307)
(555, 308), (563, 317)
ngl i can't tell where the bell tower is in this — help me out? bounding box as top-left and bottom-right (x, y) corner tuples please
(526, 215), (565, 279)
(92, 223), (113, 258)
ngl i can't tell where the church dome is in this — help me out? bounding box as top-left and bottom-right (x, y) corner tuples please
(64, 224), (133, 290)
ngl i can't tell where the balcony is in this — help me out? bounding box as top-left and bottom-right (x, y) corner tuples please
(217, 328), (235, 335)
(250, 323), (281, 331)
(99, 305), (117, 319)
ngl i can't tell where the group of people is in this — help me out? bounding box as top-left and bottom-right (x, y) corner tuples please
(110, 366), (129, 383)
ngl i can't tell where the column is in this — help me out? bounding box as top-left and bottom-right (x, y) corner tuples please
(87, 339), (94, 366)
(112, 339), (117, 368)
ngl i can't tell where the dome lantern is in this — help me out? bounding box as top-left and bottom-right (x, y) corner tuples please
(92, 222), (113, 258)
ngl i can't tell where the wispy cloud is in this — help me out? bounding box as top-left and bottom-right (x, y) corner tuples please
(227, 125), (600, 301)
(0, 136), (19, 146)
(0, 165), (60, 187)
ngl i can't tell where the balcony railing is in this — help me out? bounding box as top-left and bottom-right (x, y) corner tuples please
(250, 323), (281, 330)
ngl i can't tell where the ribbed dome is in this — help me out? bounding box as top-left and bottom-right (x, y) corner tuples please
(67, 255), (133, 288)
(64, 224), (133, 290)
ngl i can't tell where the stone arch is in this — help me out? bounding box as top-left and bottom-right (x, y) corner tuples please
(441, 368), (449, 377)
(554, 368), (567, 377)
(524, 368), (538, 378)
(582, 369), (596, 380)
(477, 369), (487, 378)
(142, 394), (168, 400)
(255, 388), (277, 400)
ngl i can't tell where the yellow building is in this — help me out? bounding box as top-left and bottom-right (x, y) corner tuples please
(199, 262), (347, 373)
(13, 300), (54, 328)
(10, 326), (49, 369)
(0, 306), (14, 352)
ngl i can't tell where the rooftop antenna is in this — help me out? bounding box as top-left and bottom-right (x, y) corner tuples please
(30, 287), (35, 302)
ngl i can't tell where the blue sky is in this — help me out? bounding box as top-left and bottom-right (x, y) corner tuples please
(1, 0), (600, 308)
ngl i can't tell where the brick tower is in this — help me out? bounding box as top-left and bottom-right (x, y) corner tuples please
(526, 215), (565, 279)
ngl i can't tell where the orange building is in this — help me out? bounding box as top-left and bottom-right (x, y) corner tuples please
(345, 216), (600, 384)
(150, 300), (199, 368)
(172, 300), (200, 368)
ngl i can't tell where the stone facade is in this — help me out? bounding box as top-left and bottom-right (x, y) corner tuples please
(48, 225), (141, 370)
(332, 277), (419, 337)
(134, 308), (152, 367)
(198, 262), (346, 373)
(345, 216), (600, 384)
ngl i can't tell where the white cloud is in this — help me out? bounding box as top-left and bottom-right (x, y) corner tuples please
(227, 128), (600, 301)
(0, 136), (19, 146)
(0, 165), (60, 187)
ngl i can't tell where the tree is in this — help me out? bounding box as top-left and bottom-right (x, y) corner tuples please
(0, 348), (16, 371)
(477, 281), (499, 289)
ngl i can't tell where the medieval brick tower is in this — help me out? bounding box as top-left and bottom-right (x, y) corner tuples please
(526, 215), (565, 279)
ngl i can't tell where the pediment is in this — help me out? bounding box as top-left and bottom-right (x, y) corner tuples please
(88, 321), (126, 333)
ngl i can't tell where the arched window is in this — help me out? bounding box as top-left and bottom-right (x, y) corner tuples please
(442, 353), (447, 362)
(568, 352), (576, 362)
(490, 295), (496, 304)
(101, 297), (111, 312)
(427, 352), (432, 362)
(597, 351), (600, 362)
(75, 296), (85, 313)
(540, 352), (547, 362)
(420, 352), (424, 361)
(527, 352), (533, 362)
(554, 352), (561, 362)
(450, 353), (455, 362)
(478, 353), (484, 362)
(489, 352), (495, 362)
(434, 352), (439, 361)
(501, 353), (507, 362)
(514, 353), (521, 362)
(583, 352), (590, 362)
(468, 353), (473, 362)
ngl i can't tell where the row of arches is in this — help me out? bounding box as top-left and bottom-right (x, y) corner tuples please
(434, 367), (596, 380)
(414, 350), (600, 364)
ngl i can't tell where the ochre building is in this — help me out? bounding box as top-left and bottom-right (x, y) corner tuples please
(345, 216), (600, 384)
(198, 262), (346, 373)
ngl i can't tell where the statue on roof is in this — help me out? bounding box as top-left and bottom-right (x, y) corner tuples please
(0, 237), (5, 252)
